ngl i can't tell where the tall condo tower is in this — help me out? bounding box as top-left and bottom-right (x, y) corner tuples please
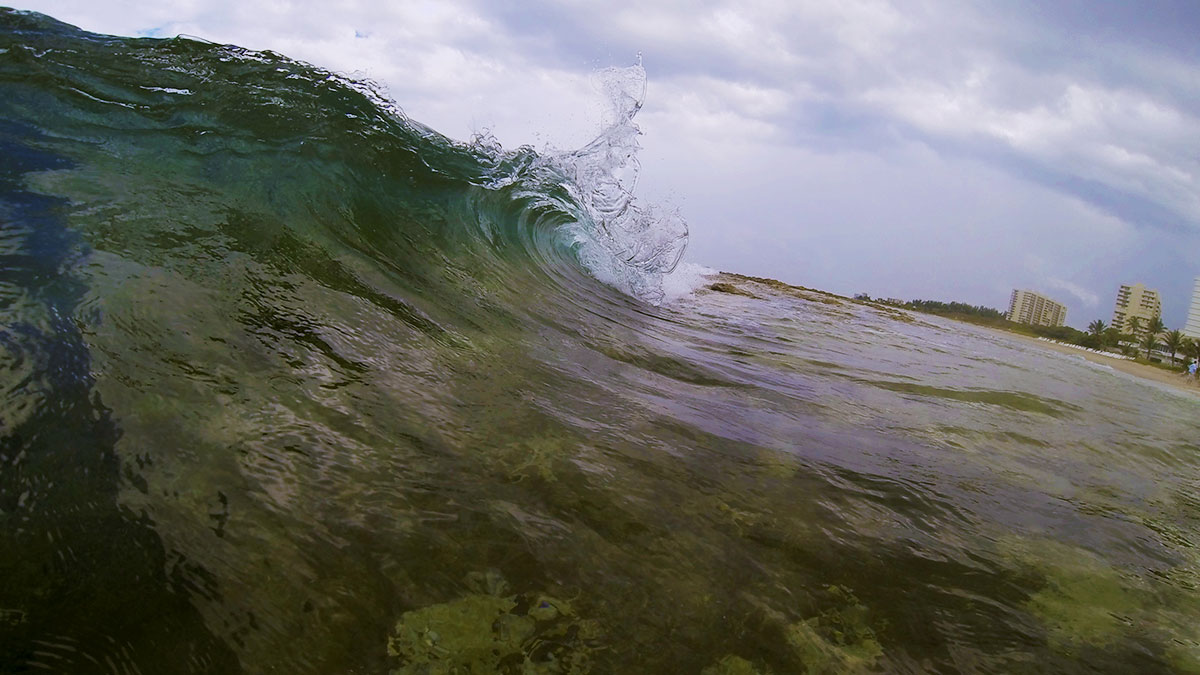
(1007, 289), (1067, 327)
(1184, 277), (1200, 339)
(1111, 283), (1161, 338)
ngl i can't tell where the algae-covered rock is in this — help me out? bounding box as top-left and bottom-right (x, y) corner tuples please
(785, 586), (883, 674)
(504, 436), (569, 483)
(387, 593), (519, 671)
(701, 654), (765, 674)
(1000, 537), (1140, 650)
(386, 572), (600, 674)
(707, 282), (758, 298)
(744, 584), (884, 673)
(464, 568), (512, 597)
(1026, 565), (1135, 649)
(996, 536), (1200, 669)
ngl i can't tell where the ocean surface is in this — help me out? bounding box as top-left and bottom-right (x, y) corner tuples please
(3, 10), (1200, 674)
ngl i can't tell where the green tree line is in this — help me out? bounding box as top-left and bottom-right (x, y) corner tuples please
(869, 294), (1200, 370)
(904, 300), (1006, 319)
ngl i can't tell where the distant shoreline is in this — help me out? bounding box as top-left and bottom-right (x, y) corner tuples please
(708, 272), (1200, 397)
(974, 323), (1200, 396)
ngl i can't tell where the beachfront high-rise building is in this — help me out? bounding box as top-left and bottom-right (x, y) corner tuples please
(1007, 289), (1067, 327)
(1184, 277), (1200, 339)
(1111, 283), (1160, 338)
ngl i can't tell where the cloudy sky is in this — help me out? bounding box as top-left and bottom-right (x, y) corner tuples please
(18, 0), (1200, 328)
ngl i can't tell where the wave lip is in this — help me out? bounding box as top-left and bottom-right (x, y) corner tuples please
(540, 59), (689, 304)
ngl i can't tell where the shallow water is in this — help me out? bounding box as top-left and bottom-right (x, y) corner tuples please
(3, 10), (1200, 673)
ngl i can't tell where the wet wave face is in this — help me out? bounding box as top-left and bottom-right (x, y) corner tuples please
(4, 9), (1200, 674)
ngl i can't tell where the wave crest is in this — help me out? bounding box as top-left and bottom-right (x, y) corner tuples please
(471, 59), (688, 304)
(549, 60), (688, 303)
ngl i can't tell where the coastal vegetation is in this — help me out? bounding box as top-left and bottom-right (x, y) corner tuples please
(1164, 330), (1186, 365)
(1150, 316), (1167, 338)
(725, 280), (1198, 377)
(1126, 316), (1143, 337)
(863, 296), (1093, 344)
(1186, 339), (1200, 367)
(1141, 332), (1160, 360)
(901, 300), (1006, 320)
(857, 295), (1199, 373)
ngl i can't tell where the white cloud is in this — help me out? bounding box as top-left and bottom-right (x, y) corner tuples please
(1044, 278), (1101, 309)
(862, 73), (1200, 223)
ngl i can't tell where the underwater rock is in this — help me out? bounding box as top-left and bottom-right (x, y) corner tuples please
(1000, 537), (1139, 650)
(386, 571), (600, 674)
(785, 586), (883, 674)
(746, 584), (883, 674)
(701, 654), (765, 674)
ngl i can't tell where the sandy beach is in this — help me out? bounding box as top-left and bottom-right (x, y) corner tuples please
(980, 325), (1200, 396)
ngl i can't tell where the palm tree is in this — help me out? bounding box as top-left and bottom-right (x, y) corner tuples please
(1164, 329), (1186, 366)
(1149, 316), (1166, 340)
(1103, 326), (1121, 350)
(1125, 316), (1143, 342)
(1141, 330), (1159, 360)
(1086, 319), (1109, 350)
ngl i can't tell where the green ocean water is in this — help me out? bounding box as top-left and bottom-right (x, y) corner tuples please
(3, 9), (1200, 673)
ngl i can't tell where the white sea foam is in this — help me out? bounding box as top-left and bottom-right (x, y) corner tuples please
(661, 262), (719, 303)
